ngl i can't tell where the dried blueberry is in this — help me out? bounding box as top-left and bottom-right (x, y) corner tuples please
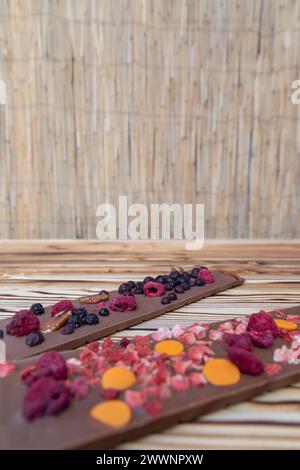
(26, 331), (45, 347)
(30, 303), (45, 316)
(0, 329), (3, 339)
(86, 313), (99, 325)
(133, 287), (144, 295)
(195, 278), (205, 287)
(164, 281), (174, 291)
(155, 275), (164, 283)
(118, 283), (129, 294)
(169, 270), (179, 280)
(61, 324), (75, 335)
(161, 296), (171, 305)
(174, 284), (185, 294)
(73, 308), (87, 326)
(127, 281), (136, 290)
(182, 272), (191, 281)
(190, 267), (200, 278)
(99, 289), (109, 296)
(167, 292), (177, 301)
(98, 307), (110, 317)
(181, 281), (191, 290)
(189, 277), (197, 287)
(143, 276), (154, 283)
(176, 275), (185, 284)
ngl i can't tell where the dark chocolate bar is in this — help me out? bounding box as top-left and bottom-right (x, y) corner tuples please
(0, 305), (300, 449)
(0, 270), (243, 361)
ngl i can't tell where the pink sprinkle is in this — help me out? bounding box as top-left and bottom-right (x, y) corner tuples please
(171, 374), (190, 392)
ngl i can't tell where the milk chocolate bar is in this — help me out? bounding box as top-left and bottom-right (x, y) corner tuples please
(0, 305), (300, 449)
(0, 268), (243, 361)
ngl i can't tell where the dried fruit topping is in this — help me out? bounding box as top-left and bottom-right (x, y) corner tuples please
(85, 313), (99, 325)
(120, 338), (130, 348)
(23, 377), (71, 420)
(109, 295), (137, 312)
(197, 268), (215, 284)
(41, 310), (72, 333)
(30, 303), (45, 316)
(37, 351), (68, 380)
(143, 281), (166, 298)
(100, 388), (120, 400)
(144, 400), (163, 417)
(60, 324), (75, 335)
(0, 362), (16, 378)
(26, 331), (45, 347)
(51, 300), (74, 318)
(224, 333), (253, 352)
(228, 347), (264, 375)
(6, 310), (40, 337)
(98, 307), (110, 317)
(246, 311), (279, 349)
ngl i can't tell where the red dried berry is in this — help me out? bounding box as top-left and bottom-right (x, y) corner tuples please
(109, 294), (137, 312)
(247, 311), (278, 337)
(23, 377), (71, 420)
(228, 347), (264, 375)
(23, 367), (52, 386)
(248, 330), (275, 348)
(197, 269), (215, 284)
(144, 400), (163, 416)
(120, 338), (131, 348)
(143, 281), (166, 297)
(6, 310), (40, 337)
(51, 300), (74, 318)
(224, 333), (253, 352)
(37, 351), (68, 380)
(100, 388), (120, 399)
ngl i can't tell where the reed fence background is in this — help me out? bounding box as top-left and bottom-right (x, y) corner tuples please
(0, 0), (299, 239)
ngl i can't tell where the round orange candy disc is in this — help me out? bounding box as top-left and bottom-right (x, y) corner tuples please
(203, 358), (241, 386)
(90, 400), (132, 428)
(274, 319), (298, 331)
(154, 339), (184, 356)
(101, 366), (136, 390)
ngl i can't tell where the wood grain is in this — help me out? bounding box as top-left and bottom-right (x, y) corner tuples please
(1, 240), (300, 449)
(0, 0), (299, 239)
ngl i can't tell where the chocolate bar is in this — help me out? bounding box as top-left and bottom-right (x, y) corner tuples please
(0, 268), (243, 361)
(0, 305), (300, 449)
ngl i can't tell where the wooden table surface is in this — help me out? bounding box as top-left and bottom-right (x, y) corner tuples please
(1, 240), (300, 450)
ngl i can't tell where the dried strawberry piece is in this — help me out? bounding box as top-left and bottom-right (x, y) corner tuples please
(6, 310), (40, 337)
(106, 349), (122, 363)
(51, 300), (74, 318)
(224, 333), (253, 352)
(68, 378), (89, 399)
(23, 377), (71, 420)
(171, 374), (190, 392)
(144, 400), (163, 416)
(100, 388), (120, 399)
(37, 351), (68, 380)
(228, 347), (264, 375)
(0, 362), (16, 378)
(264, 363), (282, 377)
(197, 268), (215, 284)
(109, 294), (137, 312)
(143, 281), (166, 298)
(125, 390), (146, 408)
(188, 372), (207, 387)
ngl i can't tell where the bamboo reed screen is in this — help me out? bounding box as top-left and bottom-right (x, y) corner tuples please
(0, 0), (299, 239)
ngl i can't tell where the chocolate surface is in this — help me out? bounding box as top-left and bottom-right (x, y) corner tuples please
(0, 305), (300, 450)
(0, 271), (243, 361)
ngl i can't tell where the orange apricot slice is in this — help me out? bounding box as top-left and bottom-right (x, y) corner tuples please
(101, 366), (136, 390)
(90, 400), (132, 428)
(203, 358), (241, 386)
(154, 339), (184, 356)
(274, 319), (298, 331)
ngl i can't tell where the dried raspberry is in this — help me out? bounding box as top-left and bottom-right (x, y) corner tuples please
(109, 294), (137, 312)
(100, 388), (120, 399)
(23, 367), (53, 386)
(248, 330), (274, 348)
(144, 400), (163, 416)
(23, 377), (71, 420)
(224, 333), (253, 351)
(120, 338), (131, 348)
(228, 347), (264, 375)
(37, 351), (68, 380)
(6, 310), (40, 337)
(143, 281), (166, 298)
(20, 365), (37, 383)
(51, 300), (74, 318)
(197, 268), (215, 284)
(247, 311), (278, 337)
